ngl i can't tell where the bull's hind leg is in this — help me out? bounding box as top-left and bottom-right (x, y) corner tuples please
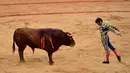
(47, 52), (54, 65)
(18, 45), (26, 63)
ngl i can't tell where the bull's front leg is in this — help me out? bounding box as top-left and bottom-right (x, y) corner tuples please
(47, 52), (54, 65)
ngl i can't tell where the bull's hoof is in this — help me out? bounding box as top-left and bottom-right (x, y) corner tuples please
(20, 60), (25, 63)
(49, 61), (54, 65)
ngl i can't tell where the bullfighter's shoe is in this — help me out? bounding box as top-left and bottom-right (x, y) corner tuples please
(117, 56), (121, 62)
(102, 61), (110, 64)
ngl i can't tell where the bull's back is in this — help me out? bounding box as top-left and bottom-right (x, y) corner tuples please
(14, 28), (37, 39)
(13, 28), (64, 49)
(13, 28), (41, 48)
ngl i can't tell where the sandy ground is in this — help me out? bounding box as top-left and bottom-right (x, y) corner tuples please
(0, 0), (130, 73)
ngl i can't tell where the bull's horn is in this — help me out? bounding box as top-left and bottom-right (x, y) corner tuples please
(66, 32), (72, 36)
(71, 32), (75, 34)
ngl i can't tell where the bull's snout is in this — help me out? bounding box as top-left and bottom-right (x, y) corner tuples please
(70, 40), (75, 47)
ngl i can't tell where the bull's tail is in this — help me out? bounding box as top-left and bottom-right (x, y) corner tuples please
(13, 40), (15, 53)
(12, 36), (15, 53)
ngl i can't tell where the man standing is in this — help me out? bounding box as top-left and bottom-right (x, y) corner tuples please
(95, 18), (121, 64)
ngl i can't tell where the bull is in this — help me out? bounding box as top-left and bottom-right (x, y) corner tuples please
(13, 28), (75, 65)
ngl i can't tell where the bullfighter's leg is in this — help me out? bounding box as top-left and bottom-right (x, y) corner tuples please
(107, 36), (121, 62)
(18, 45), (26, 63)
(47, 52), (54, 65)
(102, 35), (110, 64)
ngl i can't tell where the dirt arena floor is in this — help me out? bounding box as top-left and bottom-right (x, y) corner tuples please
(0, 0), (130, 73)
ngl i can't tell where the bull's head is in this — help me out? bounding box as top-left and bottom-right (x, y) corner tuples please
(64, 32), (75, 47)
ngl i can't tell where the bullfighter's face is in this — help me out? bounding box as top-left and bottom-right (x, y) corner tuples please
(97, 21), (102, 26)
(65, 32), (75, 47)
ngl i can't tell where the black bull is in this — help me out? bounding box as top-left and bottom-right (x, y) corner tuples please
(13, 28), (75, 65)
